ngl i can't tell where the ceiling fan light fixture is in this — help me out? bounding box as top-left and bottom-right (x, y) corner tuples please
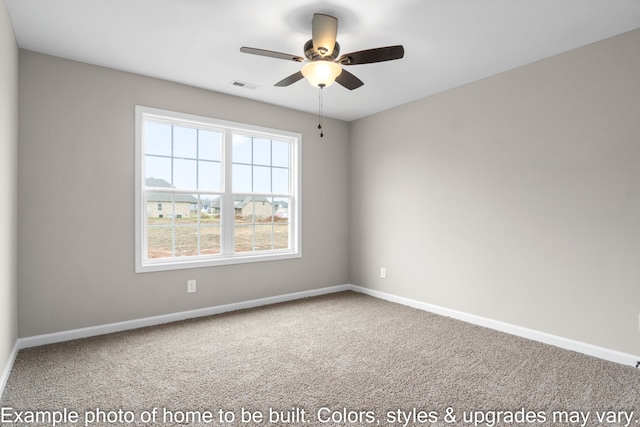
(301, 60), (342, 88)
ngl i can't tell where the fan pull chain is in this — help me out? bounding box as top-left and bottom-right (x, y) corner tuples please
(318, 84), (325, 138)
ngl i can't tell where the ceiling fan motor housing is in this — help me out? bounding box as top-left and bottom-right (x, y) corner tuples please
(304, 39), (340, 61)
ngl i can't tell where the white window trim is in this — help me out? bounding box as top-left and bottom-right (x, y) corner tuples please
(135, 106), (302, 273)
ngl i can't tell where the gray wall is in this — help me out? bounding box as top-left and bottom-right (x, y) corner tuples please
(350, 28), (640, 355)
(0, 0), (18, 376)
(17, 51), (350, 337)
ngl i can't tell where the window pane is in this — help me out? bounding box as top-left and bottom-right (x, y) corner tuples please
(145, 156), (171, 185)
(175, 225), (198, 257)
(253, 225), (273, 250)
(273, 197), (289, 220)
(233, 164), (252, 192)
(198, 160), (221, 190)
(253, 138), (271, 166)
(233, 134), (252, 164)
(147, 226), (172, 259)
(235, 196), (253, 220)
(201, 195), (221, 222)
(146, 192), (173, 219)
(272, 140), (289, 167)
(200, 225), (221, 255)
(173, 158), (197, 189)
(199, 130), (221, 161)
(234, 225), (253, 253)
(145, 122), (172, 156)
(272, 167), (289, 194)
(253, 166), (271, 193)
(173, 193), (199, 218)
(257, 197), (273, 221)
(236, 196), (272, 220)
(146, 191), (173, 258)
(173, 126), (197, 158)
(274, 223), (289, 250)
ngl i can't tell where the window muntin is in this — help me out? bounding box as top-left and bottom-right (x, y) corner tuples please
(135, 106), (301, 272)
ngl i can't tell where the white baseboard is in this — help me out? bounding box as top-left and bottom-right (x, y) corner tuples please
(6, 282), (638, 397)
(349, 285), (640, 368)
(17, 284), (351, 350)
(0, 341), (19, 399)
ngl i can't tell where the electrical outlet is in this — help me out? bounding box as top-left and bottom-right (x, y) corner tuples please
(187, 280), (196, 293)
(380, 267), (387, 279)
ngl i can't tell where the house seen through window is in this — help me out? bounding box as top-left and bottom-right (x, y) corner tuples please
(135, 106), (301, 272)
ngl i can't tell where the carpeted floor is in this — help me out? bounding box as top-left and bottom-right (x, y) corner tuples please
(2, 291), (640, 426)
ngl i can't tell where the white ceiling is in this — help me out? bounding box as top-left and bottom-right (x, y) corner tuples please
(6, 0), (640, 122)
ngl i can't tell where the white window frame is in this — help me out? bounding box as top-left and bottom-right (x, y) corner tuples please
(135, 106), (301, 273)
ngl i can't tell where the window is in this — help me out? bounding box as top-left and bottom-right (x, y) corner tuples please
(135, 106), (301, 272)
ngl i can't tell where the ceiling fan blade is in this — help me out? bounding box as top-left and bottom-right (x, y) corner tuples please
(240, 47), (304, 63)
(335, 69), (364, 90)
(338, 45), (405, 65)
(312, 13), (338, 57)
(275, 71), (305, 87)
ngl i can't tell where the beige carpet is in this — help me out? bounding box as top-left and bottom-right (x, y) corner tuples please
(2, 291), (640, 426)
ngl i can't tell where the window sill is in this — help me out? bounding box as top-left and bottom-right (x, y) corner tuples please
(135, 250), (301, 273)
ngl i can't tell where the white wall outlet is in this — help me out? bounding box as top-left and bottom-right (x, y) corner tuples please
(187, 279), (196, 293)
(380, 267), (387, 279)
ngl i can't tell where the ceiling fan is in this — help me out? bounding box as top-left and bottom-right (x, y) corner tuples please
(240, 13), (405, 90)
